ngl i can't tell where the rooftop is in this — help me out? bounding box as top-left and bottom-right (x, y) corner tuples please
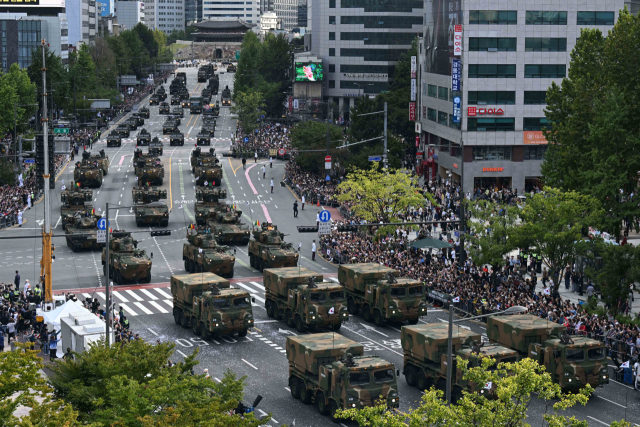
(192, 18), (256, 30)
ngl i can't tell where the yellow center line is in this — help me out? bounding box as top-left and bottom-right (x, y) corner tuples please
(229, 157), (243, 176)
(253, 327), (262, 333)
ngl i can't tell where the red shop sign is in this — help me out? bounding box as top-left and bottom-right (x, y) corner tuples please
(467, 107), (504, 116)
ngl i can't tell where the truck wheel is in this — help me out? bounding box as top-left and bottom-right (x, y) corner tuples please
(374, 310), (386, 327)
(227, 269), (234, 278)
(347, 298), (359, 315)
(332, 323), (342, 332)
(299, 384), (311, 404)
(452, 386), (463, 403)
(362, 305), (373, 322)
(237, 328), (248, 338)
(180, 313), (190, 329)
(192, 317), (200, 335)
(408, 318), (419, 325)
(266, 301), (275, 318)
(136, 219), (143, 227)
(184, 259), (189, 271)
(173, 308), (182, 325)
(295, 316), (306, 334)
(143, 272), (151, 284)
(405, 366), (418, 387)
(199, 322), (207, 339)
(317, 392), (328, 415)
(161, 219), (168, 227)
(290, 377), (301, 399)
(285, 310), (294, 328)
(417, 371), (428, 391)
(115, 271), (124, 285)
(249, 254), (255, 267)
(329, 401), (339, 422)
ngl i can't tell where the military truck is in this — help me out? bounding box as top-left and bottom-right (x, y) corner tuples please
(149, 137), (164, 156)
(170, 131), (185, 146)
(159, 104), (170, 115)
(264, 268), (349, 332)
(181, 98), (191, 109)
(102, 232), (152, 285)
(136, 128), (151, 146)
(190, 97), (203, 114)
(74, 160), (103, 188)
(107, 133), (121, 147)
(149, 94), (160, 105)
(287, 333), (400, 421)
(171, 106), (184, 118)
(196, 128), (212, 145)
(86, 151), (109, 176)
(176, 72), (187, 83)
(194, 163), (222, 187)
(487, 315), (609, 391)
(65, 214), (104, 251)
(338, 264), (427, 326)
(125, 118), (138, 131)
(401, 323), (518, 401)
(139, 107), (150, 119)
(60, 183), (93, 224)
(203, 102), (219, 118)
(134, 157), (164, 185)
(198, 67), (209, 82)
(171, 273), (255, 337)
(116, 125), (130, 137)
(221, 86), (232, 106)
(171, 96), (181, 105)
(131, 113), (145, 127)
(132, 187), (169, 227)
(194, 187), (227, 225)
(248, 223), (299, 271)
(183, 228), (235, 278)
(206, 212), (251, 245)
(190, 146), (216, 169)
(227, 63), (237, 72)
(163, 120), (178, 134)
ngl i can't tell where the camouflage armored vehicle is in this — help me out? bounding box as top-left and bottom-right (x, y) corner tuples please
(203, 115), (216, 126)
(487, 314), (609, 391)
(197, 129), (212, 146)
(107, 133), (121, 147)
(190, 97), (203, 114)
(116, 125), (130, 137)
(65, 214), (103, 251)
(163, 120), (178, 134)
(74, 160), (103, 188)
(194, 163), (222, 187)
(170, 131), (184, 146)
(86, 151), (109, 176)
(132, 186), (169, 227)
(149, 136), (164, 156)
(264, 268), (348, 332)
(169, 115), (181, 126)
(131, 113), (145, 127)
(171, 106), (184, 118)
(149, 94), (160, 105)
(338, 264), (427, 325)
(287, 333), (400, 421)
(190, 146), (216, 170)
(203, 101), (219, 118)
(171, 273), (254, 337)
(139, 107), (150, 119)
(159, 104), (170, 115)
(181, 98), (191, 109)
(194, 187), (227, 225)
(102, 233), (152, 285)
(137, 128), (151, 146)
(134, 157), (164, 186)
(125, 118), (138, 131)
(60, 183), (93, 224)
(206, 212), (251, 245)
(401, 323), (517, 400)
(248, 222), (299, 271)
(221, 86), (232, 106)
(227, 63), (237, 72)
(183, 228), (235, 278)
(171, 96), (181, 105)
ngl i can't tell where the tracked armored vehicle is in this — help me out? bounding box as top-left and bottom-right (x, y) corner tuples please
(132, 186), (169, 227)
(183, 228), (235, 277)
(248, 223), (298, 271)
(102, 232), (152, 285)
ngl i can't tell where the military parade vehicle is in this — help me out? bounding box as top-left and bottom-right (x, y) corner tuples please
(201, 90), (212, 104)
(176, 71), (187, 83)
(102, 232), (152, 285)
(194, 161), (222, 187)
(190, 96), (203, 114)
(198, 67), (209, 82)
(181, 98), (191, 109)
(65, 214), (103, 251)
(170, 114), (181, 126)
(195, 187), (226, 226)
(202, 120), (216, 133)
(227, 63), (237, 72)
(170, 131), (185, 146)
(163, 119), (178, 134)
(221, 86), (232, 106)
(149, 94), (160, 105)
(171, 96), (181, 105)
(264, 268), (349, 332)
(401, 323), (517, 400)
(487, 314), (609, 391)
(287, 333), (400, 421)
(171, 106), (184, 118)
(116, 124), (130, 137)
(60, 183), (93, 224)
(203, 115), (216, 128)
(137, 128), (151, 146)
(190, 146), (216, 169)
(203, 101), (219, 118)
(134, 156), (164, 185)
(107, 132), (121, 147)
(149, 136), (164, 156)
(338, 264), (427, 326)
(125, 118), (138, 131)
(159, 103), (170, 115)
(86, 150), (109, 176)
(206, 208), (251, 245)
(74, 156), (103, 188)
(183, 228), (235, 278)
(138, 107), (150, 119)
(131, 113), (145, 127)
(132, 186), (169, 227)
(178, 89), (190, 101)
(196, 128), (213, 145)
(248, 223), (299, 271)
(171, 273), (255, 337)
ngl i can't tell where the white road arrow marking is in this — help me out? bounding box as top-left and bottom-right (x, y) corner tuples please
(361, 323), (389, 337)
(278, 328), (296, 336)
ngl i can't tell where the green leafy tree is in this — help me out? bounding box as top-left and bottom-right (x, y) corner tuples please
(337, 357), (632, 427)
(466, 200), (519, 268)
(231, 91), (265, 135)
(234, 31), (261, 97)
(0, 63), (37, 136)
(509, 188), (603, 292)
(290, 120), (343, 174)
(542, 8), (640, 241)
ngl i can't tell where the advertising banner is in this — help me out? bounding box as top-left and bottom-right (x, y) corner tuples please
(288, 96), (293, 113)
(294, 62), (323, 82)
(410, 79), (417, 101)
(453, 96), (461, 123)
(454, 25), (463, 56)
(523, 131), (548, 144)
(293, 99), (299, 110)
(424, 0), (463, 75)
(409, 102), (416, 121)
(411, 56), (417, 79)
(452, 59), (461, 91)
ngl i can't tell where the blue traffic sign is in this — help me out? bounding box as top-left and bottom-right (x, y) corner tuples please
(325, 175), (330, 181)
(319, 210), (331, 222)
(368, 156), (382, 161)
(97, 218), (108, 230)
(243, 137), (249, 143)
(24, 159), (35, 164)
(261, 115), (265, 119)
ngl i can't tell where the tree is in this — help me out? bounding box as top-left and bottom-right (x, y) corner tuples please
(1, 343), (81, 427)
(542, 8), (640, 241)
(231, 91), (265, 135)
(337, 164), (428, 224)
(465, 200), (519, 268)
(289, 120), (343, 174)
(0, 63), (37, 136)
(337, 357), (631, 427)
(509, 188), (603, 292)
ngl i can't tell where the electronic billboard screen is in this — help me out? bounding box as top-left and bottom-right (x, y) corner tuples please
(295, 62), (323, 82)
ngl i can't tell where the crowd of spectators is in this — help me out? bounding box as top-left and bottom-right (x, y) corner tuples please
(284, 162), (341, 207)
(233, 123), (293, 157)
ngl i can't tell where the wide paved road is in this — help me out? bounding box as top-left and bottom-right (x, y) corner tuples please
(4, 66), (638, 427)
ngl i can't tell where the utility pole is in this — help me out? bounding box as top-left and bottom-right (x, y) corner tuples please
(40, 39), (54, 303)
(105, 203), (111, 346)
(383, 101), (388, 170)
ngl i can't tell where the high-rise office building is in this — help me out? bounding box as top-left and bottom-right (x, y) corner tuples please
(145, 0), (185, 34)
(273, 0), (295, 30)
(115, 0), (146, 30)
(202, 0), (260, 24)
(184, 0), (202, 25)
(297, 0), (306, 28)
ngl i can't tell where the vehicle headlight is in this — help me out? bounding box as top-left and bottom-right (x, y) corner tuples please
(391, 399), (397, 403)
(602, 375), (608, 379)
(421, 308), (426, 311)
(351, 404), (356, 408)
(392, 311), (396, 314)
(311, 316), (315, 319)
(567, 379), (572, 383)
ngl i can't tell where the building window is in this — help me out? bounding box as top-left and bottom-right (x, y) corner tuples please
(341, 16), (422, 28)
(437, 86), (448, 101)
(329, 80), (335, 88)
(525, 11), (567, 25)
(340, 48), (406, 61)
(340, 32), (420, 45)
(472, 145), (513, 160)
(523, 91), (547, 105)
(468, 64), (516, 78)
(427, 84), (437, 98)
(524, 145), (548, 160)
(468, 91), (515, 105)
(525, 38), (567, 52)
(525, 64), (566, 78)
(329, 15), (335, 24)
(427, 108), (436, 122)
(329, 48), (335, 56)
(329, 32), (335, 40)
(340, 0), (423, 13)
(449, 114), (461, 129)
(329, 0), (335, 7)
(469, 10), (517, 25)
(468, 118), (515, 132)
(523, 117), (551, 131)
(438, 111), (447, 125)
(469, 37), (517, 51)
(577, 11), (615, 25)
(329, 64), (335, 72)
(422, 83), (426, 95)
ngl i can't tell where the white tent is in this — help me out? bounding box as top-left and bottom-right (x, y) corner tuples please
(37, 300), (92, 357)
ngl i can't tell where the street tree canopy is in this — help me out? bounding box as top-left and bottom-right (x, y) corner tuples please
(290, 120), (343, 174)
(466, 200), (520, 268)
(231, 91), (265, 136)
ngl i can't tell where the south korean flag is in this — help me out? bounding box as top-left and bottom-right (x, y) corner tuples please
(329, 307), (335, 315)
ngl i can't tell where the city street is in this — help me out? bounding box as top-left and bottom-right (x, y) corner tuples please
(3, 66), (638, 427)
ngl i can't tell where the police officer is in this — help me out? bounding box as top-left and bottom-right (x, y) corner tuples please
(11, 286), (20, 302)
(242, 157), (246, 170)
(33, 285), (42, 304)
(122, 316), (130, 330)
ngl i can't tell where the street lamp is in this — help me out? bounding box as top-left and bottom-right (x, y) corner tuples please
(445, 304), (527, 405)
(353, 82), (373, 97)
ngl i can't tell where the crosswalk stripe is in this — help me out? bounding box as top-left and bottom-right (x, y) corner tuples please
(82, 293), (92, 299)
(328, 277), (339, 283)
(134, 302), (154, 315)
(249, 281), (264, 291)
(252, 294), (266, 304)
(154, 288), (172, 299)
(97, 292), (106, 300)
(148, 300), (169, 313)
(118, 303), (139, 317)
(235, 282), (257, 294)
(113, 291), (129, 303)
(164, 299), (173, 307)
(139, 289), (158, 300)
(126, 290), (144, 301)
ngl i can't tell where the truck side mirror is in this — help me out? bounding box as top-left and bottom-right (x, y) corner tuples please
(397, 370), (400, 377)
(150, 252), (153, 259)
(251, 297), (255, 303)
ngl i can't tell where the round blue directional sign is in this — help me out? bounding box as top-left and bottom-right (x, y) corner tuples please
(319, 210), (331, 222)
(97, 218), (107, 230)
(243, 137), (249, 143)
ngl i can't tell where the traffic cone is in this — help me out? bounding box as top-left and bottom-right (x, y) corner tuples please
(317, 200), (320, 207)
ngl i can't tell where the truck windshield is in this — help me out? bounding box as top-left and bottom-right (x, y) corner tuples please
(330, 291), (345, 301)
(588, 347), (605, 360)
(213, 299), (230, 309)
(373, 369), (395, 384)
(408, 286), (424, 296)
(349, 372), (370, 385)
(390, 287), (406, 297)
(565, 349), (585, 362)
(309, 292), (327, 302)
(233, 297), (251, 307)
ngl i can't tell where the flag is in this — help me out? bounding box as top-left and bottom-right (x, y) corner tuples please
(452, 296), (460, 303)
(61, 185), (66, 191)
(109, 227), (112, 233)
(91, 209), (95, 215)
(621, 361), (630, 369)
(484, 381), (492, 389)
(76, 182), (81, 187)
(329, 307), (335, 315)
(543, 288), (550, 295)
(204, 181), (208, 186)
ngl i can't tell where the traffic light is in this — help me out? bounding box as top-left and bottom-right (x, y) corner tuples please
(337, 225), (359, 232)
(296, 225), (318, 233)
(151, 230), (171, 237)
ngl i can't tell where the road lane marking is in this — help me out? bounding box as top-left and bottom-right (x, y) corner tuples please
(125, 290), (144, 301)
(148, 300), (169, 313)
(587, 416), (609, 426)
(134, 302), (154, 315)
(594, 395), (626, 408)
(154, 288), (172, 299)
(241, 359), (258, 370)
(147, 328), (158, 336)
(113, 291), (129, 303)
(139, 289), (159, 300)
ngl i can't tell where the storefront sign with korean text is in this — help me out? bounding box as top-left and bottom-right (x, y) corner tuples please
(453, 96), (461, 123)
(467, 107), (504, 116)
(454, 25), (462, 56)
(409, 102), (416, 121)
(452, 59), (461, 91)
(411, 56), (417, 79)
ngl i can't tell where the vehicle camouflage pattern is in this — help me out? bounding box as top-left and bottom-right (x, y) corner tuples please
(65, 214), (103, 251)
(287, 333), (399, 421)
(86, 150), (109, 175)
(249, 223), (299, 271)
(338, 264), (426, 325)
(206, 211), (251, 245)
(183, 228), (235, 278)
(195, 187), (227, 225)
(137, 129), (151, 145)
(487, 314), (609, 390)
(194, 163), (222, 187)
(149, 137), (164, 156)
(171, 273), (254, 337)
(60, 183), (93, 224)
(102, 233), (152, 285)
(190, 147), (217, 169)
(134, 157), (164, 185)
(74, 159), (104, 188)
(263, 268), (349, 332)
(221, 86), (232, 106)
(132, 187), (169, 227)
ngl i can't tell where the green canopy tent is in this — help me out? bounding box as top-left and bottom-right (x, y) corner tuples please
(410, 238), (453, 249)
